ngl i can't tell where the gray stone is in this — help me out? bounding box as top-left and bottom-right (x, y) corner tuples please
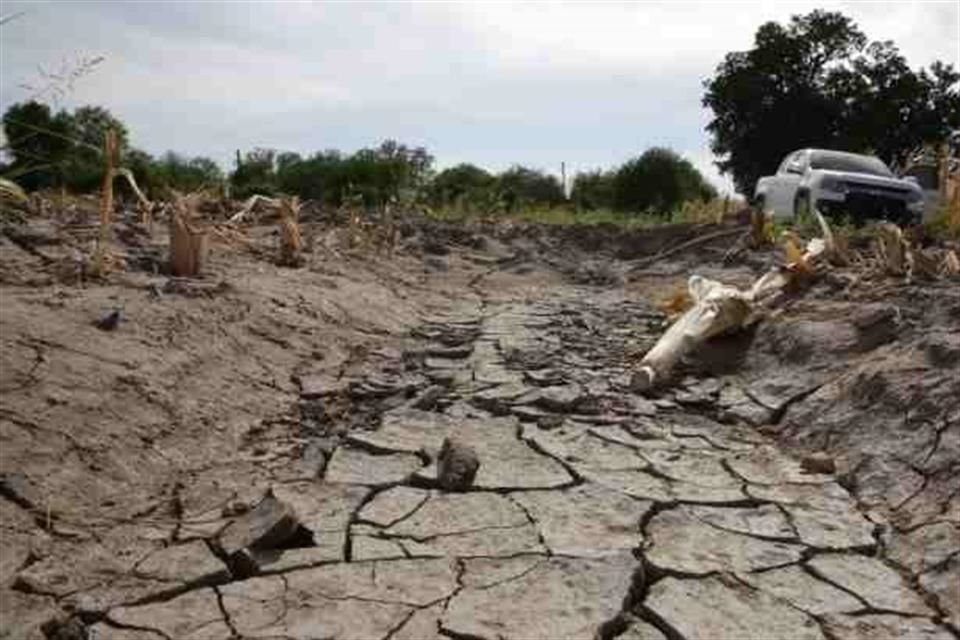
(738, 565), (863, 614)
(134, 540), (229, 586)
(246, 547), (345, 574)
(349, 409), (572, 489)
(820, 614), (953, 640)
(728, 445), (834, 485)
(40, 616), (88, 640)
(747, 480), (855, 510)
(524, 368), (565, 386)
(618, 619), (668, 640)
(109, 589), (232, 639)
(298, 374), (351, 398)
(410, 384), (446, 410)
(646, 508), (803, 575)
(808, 554), (932, 615)
(643, 448), (743, 490)
(384, 492), (543, 557)
(324, 446), (422, 485)
(800, 452), (836, 475)
(391, 602), (446, 640)
(443, 553), (639, 640)
(534, 384), (584, 411)
(523, 422), (644, 472)
(437, 437), (480, 491)
(219, 559), (458, 639)
(744, 482), (876, 550)
(459, 555), (546, 588)
(512, 484), (652, 557)
(88, 624), (162, 639)
(350, 533), (407, 561)
(717, 385), (774, 425)
(646, 575), (824, 640)
(217, 491), (300, 569)
(471, 382), (531, 413)
(272, 482), (369, 563)
(687, 504), (795, 540)
(357, 486), (429, 527)
(424, 356), (465, 370)
(585, 467), (745, 503)
(918, 555), (959, 627)
(784, 502), (876, 550)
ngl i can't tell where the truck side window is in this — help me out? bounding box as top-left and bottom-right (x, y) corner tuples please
(793, 151), (809, 172)
(777, 153), (797, 174)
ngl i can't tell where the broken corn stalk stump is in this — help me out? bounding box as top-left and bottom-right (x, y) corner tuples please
(169, 198), (209, 277)
(278, 197), (305, 266)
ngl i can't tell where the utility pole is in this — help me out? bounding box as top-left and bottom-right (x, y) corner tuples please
(561, 161), (567, 199)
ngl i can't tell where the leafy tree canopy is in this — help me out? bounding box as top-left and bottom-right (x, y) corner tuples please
(613, 148), (717, 214)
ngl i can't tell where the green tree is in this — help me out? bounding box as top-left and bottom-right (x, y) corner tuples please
(62, 105), (129, 191)
(704, 10), (960, 194)
(496, 166), (564, 211)
(571, 169), (616, 210)
(428, 163), (496, 209)
(613, 148), (716, 215)
(150, 152), (223, 193)
(231, 148), (279, 197)
(1, 100), (75, 190)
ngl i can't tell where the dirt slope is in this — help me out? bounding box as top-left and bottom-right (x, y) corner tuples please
(0, 210), (956, 639)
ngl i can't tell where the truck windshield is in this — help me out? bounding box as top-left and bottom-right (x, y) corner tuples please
(809, 152), (893, 177)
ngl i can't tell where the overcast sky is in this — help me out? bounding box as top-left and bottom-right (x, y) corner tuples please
(1, 1), (958, 193)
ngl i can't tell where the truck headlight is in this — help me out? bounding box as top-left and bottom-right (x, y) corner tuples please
(819, 176), (847, 193)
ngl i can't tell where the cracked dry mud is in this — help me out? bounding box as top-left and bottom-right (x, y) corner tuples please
(1, 220), (958, 639)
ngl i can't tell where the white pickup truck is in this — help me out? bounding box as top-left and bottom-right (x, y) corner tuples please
(754, 149), (925, 225)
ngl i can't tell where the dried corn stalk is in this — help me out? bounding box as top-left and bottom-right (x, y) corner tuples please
(750, 208), (774, 248)
(169, 198), (208, 277)
(92, 130), (118, 277)
(942, 250), (960, 276)
(0, 177), (28, 205)
(278, 197), (305, 266)
(876, 223), (912, 278)
(228, 195), (279, 224)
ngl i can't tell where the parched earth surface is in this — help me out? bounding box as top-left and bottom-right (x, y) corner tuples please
(0, 212), (957, 639)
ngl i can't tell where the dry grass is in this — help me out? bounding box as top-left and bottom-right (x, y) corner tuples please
(655, 283), (694, 318)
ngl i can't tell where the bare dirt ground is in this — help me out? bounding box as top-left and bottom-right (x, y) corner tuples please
(0, 204), (957, 639)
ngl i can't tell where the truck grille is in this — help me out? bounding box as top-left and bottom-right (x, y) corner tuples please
(817, 194), (912, 225)
(845, 181), (911, 197)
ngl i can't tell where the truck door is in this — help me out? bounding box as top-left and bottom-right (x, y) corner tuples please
(774, 151), (805, 217)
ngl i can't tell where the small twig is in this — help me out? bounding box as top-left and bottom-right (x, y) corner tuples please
(628, 226), (744, 273)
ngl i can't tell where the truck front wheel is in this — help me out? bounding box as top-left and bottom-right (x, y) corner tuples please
(793, 192), (812, 221)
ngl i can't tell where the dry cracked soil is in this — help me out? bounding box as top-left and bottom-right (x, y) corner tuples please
(0, 211), (957, 639)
